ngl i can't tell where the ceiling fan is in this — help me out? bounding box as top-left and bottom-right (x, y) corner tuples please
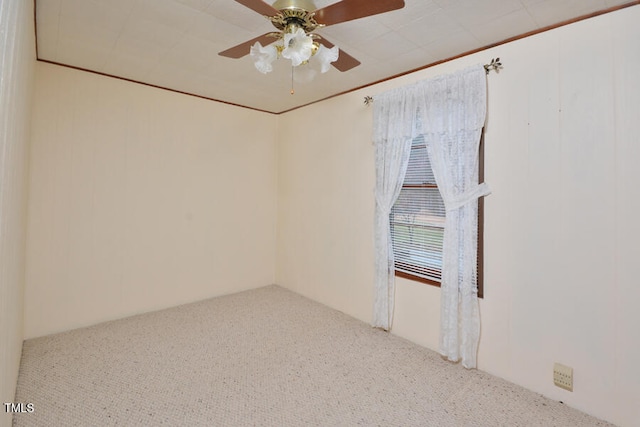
(219, 0), (405, 74)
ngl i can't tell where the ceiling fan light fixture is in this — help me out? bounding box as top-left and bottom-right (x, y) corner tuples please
(316, 44), (339, 73)
(221, 0), (405, 77)
(281, 27), (314, 67)
(249, 25), (339, 76)
(250, 42), (278, 74)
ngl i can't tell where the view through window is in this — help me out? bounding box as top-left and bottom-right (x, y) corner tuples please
(390, 135), (484, 297)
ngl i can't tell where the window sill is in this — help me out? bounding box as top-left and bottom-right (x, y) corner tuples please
(394, 270), (441, 287)
(394, 270), (484, 299)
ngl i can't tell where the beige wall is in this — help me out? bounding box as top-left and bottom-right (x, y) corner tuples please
(276, 6), (640, 427)
(18, 4), (640, 427)
(25, 63), (278, 338)
(277, 93), (376, 321)
(0, 1), (35, 426)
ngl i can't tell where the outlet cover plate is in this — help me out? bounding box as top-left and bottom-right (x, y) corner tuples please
(554, 363), (573, 392)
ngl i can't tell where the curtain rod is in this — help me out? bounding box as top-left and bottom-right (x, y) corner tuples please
(363, 58), (502, 106)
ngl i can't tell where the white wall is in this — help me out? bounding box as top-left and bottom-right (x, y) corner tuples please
(276, 6), (640, 426)
(0, 1), (35, 426)
(25, 63), (278, 338)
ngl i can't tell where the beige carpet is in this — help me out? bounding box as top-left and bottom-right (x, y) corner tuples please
(14, 285), (614, 426)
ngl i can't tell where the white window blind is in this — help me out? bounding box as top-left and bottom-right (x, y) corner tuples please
(390, 136), (445, 283)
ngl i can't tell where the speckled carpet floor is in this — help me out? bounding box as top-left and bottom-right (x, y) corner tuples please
(14, 285), (614, 426)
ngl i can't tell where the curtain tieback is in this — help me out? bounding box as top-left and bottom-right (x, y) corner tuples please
(445, 183), (491, 212)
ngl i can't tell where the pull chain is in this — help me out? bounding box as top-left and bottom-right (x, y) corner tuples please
(290, 66), (295, 95)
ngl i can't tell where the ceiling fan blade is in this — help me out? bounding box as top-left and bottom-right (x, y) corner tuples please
(234, 0), (279, 16)
(219, 33), (276, 58)
(317, 37), (361, 72)
(314, 0), (405, 26)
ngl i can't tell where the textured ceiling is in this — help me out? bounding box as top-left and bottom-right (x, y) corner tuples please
(36, 0), (638, 114)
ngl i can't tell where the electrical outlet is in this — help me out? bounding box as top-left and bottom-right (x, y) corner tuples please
(554, 363), (573, 392)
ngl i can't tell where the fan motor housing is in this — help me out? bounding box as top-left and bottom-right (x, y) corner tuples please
(272, 0), (317, 12)
(269, 0), (321, 33)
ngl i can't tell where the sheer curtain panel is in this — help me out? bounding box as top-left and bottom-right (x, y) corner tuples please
(420, 66), (488, 368)
(371, 88), (417, 330)
(372, 65), (488, 368)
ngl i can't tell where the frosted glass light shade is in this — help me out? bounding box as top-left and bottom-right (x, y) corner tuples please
(249, 29), (339, 79)
(293, 66), (316, 83)
(316, 44), (339, 73)
(250, 42), (277, 74)
(281, 28), (314, 67)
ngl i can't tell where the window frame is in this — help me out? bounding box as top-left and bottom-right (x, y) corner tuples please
(393, 133), (485, 299)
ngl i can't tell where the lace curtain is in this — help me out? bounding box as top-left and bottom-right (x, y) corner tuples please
(371, 88), (416, 329)
(421, 66), (489, 368)
(372, 65), (488, 368)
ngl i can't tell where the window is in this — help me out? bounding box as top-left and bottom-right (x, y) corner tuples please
(390, 135), (484, 297)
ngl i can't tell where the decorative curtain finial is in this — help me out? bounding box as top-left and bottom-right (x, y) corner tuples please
(484, 57), (503, 74)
